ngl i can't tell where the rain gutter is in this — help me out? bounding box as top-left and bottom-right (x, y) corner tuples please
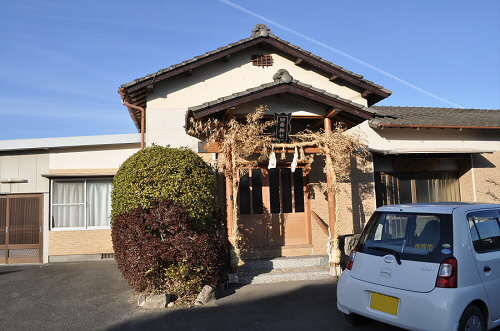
(119, 88), (145, 150)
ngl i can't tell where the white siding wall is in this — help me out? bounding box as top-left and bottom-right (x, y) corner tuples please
(0, 153), (49, 194)
(49, 146), (139, 171)
(353, 122), (500, 154)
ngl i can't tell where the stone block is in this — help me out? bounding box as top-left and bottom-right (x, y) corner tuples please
(137, 294), (170, 309)
(194, 285), (216, 306)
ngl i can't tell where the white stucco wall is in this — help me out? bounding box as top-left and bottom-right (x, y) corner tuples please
(145, 46), (367, 148)
(146, 108), (200, 150)
(148, 47), (366, 109)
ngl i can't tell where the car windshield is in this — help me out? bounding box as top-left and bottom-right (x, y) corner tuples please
(358, 211), (453, 263)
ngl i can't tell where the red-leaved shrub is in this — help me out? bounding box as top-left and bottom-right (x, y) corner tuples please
(112, 199), (228, 296)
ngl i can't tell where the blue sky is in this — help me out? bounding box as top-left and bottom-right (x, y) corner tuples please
(0, 0), (498, 140)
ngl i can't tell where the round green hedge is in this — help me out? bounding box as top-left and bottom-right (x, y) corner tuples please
(112, 145), (218, 232)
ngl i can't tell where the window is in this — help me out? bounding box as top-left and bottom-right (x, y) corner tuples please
(269, 168), (305, 214)
(51, 178), (113, 229)
(375, 172), (460, 206)
(359, 211), (453, 263)
(239, 169), (264, 215)
(468, 210), (500, 253)
(239, 168), (305, 215)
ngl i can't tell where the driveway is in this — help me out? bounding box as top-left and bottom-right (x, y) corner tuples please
(0, 260), (401, 330)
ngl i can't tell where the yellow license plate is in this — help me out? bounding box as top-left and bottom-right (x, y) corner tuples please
(370, 292), (399, 315)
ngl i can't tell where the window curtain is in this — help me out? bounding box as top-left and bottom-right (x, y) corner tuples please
(52, 181), (85, 228)
(87, 180), (112, 227)
(376, 172), (461, 207)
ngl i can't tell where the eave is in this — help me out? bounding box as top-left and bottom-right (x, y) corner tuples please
(119, 24), (392, 130)
(370, 123), (500, 130)
(188, 74), (374, 128)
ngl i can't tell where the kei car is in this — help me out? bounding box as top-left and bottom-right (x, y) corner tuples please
(337, 203), (500, 331)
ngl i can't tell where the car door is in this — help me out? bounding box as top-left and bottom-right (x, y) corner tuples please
(468, 209), (500, 321)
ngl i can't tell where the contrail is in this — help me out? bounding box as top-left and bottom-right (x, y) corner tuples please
(220, 0), (463, 108)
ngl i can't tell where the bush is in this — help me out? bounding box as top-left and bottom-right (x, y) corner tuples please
(112, 199), (228, 297)
(112, 145), (217, 232)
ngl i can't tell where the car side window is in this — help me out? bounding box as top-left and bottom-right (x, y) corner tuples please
(468, 210), (500, 253)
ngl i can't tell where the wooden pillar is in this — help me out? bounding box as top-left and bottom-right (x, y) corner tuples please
(324, 118), (337, 236)
(225, 174), (234, 242)
(324, 117), (340, 273)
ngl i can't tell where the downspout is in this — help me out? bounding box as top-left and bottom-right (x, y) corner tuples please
(119, 88), (145, 150)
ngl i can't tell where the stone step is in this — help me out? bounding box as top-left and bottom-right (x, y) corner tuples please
(235, 255), (334, 284)
(239, 255), (329, 272)
(238, 266), (333, 284)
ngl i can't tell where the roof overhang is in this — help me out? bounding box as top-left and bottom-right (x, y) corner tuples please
(0, 134), (141, 152)
(370, 123), (500, 130)
(369, 106), (500, 129)
(188, 77), (374, 127)
(41, 173), (116, 178)
(370, 148), (497, 155)
(120, 25), (392, 131)
(122, 36), (391, 103)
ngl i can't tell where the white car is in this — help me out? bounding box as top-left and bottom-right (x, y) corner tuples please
(337, 203), (500, 331)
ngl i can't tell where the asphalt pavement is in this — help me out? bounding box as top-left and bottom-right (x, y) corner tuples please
(0, 260), (401, 330)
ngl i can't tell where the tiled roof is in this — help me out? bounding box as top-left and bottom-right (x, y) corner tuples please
(120, 24), (393, 131)
(121, 25), (390, 97)
(370, 106), (500, 128)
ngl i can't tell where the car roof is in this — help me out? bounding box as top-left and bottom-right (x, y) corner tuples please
(376, 202), (500, 214)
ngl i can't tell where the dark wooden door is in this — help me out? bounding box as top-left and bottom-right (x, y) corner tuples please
(0, 195), (43, 264)
(238, 167), (311, 257)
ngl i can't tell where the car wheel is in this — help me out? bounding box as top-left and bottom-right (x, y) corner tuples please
(459, 305), (486, 331)
(344, 313), (370, 326)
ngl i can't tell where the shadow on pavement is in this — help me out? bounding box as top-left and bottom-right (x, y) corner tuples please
(0, 269), (22, 276)
(109, 280), (402, 331)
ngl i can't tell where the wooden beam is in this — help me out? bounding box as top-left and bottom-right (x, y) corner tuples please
(329, 74), (338, 81)
(186, 69), (193, 76)
(223, 55), (231, 62)
(326, 108), (340, 118)
(289, 114), (325, 119)
(204, 142), (221, 153)
(295, 57), (303, 65)
(203, 143), (320, 154)
(311, 211), (329, 236)
(361, 90), (372, 98)
(130, 95), (147, 104)
(224, 108), (235, 119)
(309, 119), (325, 130)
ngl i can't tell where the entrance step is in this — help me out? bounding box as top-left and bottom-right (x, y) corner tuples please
(236, 255), (334, 284)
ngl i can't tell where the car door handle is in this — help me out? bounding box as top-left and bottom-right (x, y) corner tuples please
(484, 266), (492, 273)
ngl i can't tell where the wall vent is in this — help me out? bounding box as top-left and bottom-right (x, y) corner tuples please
(251, 54), (273, 67)
(101, 253), (115, 260)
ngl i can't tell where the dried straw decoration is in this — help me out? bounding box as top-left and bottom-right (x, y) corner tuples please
(189, 107), (367, 265)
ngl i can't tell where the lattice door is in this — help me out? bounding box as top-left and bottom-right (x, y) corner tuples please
(0, 195), (43, 264)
